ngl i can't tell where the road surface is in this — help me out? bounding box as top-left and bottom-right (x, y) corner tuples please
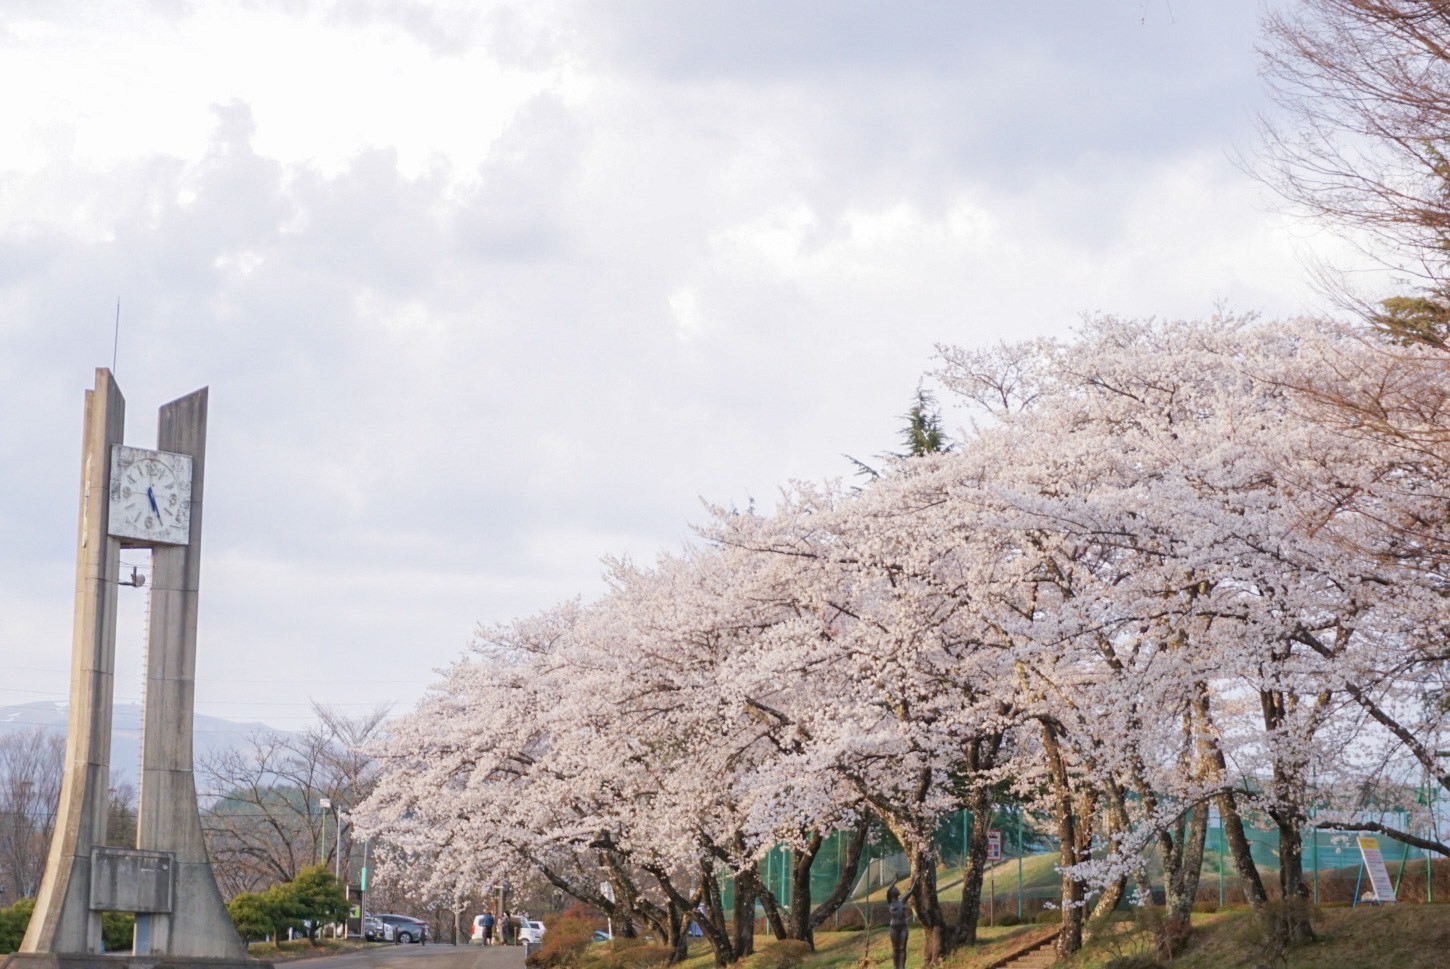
(285, 943), (525, 969)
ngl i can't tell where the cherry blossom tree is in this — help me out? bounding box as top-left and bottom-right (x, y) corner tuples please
(360, 310), (1450, 964)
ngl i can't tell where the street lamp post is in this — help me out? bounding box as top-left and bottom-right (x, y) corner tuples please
(320, 798), (346, 938)
(319, 798), (343, 881)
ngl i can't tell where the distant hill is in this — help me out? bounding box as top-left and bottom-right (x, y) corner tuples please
(0, 700), (282, 785)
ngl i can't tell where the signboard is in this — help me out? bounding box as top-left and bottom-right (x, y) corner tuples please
(89, 847), (174, 913)
(1357, 836), (1398, 903)
(987, 831), (1003, 862)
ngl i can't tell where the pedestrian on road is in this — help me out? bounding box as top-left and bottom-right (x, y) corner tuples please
(501, 910), (513, 946)
(481, 910), (496, 946)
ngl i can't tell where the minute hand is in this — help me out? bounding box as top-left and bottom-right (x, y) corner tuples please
(147, 485), (163, 520)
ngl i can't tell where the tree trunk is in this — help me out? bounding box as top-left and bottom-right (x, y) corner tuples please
(696, 864), (731, 963)
(644, 863), (726, 966)
(951, 790), (992, 947)
(1088, 877), (1127, 925)
(1085, 782), (1131, 938)
(1160, 802), (1208, 958)
(1217, 792), (1268, 906)
(1261, 687), (1315, 945)
(668, 936), (691, 965)
(1041, 723), (1083, 958)
(732, 866), (756, 959)
(905, 845), (949, 965)
(1192, 685), (1267, 908)
(758, 872), (788, 940)
(787, 834), (822, 948)
(663, 898), (693, 965)
(807, 819), (868, 938)
(1272, 808), (1315, 945)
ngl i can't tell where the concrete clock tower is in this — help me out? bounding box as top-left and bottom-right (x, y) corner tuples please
(4, 369), (263, 969)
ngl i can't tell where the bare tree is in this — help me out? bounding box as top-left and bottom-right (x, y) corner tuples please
(1258, 0), (1450, 342)
(199, 705), (388, 899)
(107, 782), (138, 850)
(0, 730), (64, 900)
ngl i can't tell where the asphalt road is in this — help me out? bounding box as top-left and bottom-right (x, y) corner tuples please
(287, 943), (525, 969)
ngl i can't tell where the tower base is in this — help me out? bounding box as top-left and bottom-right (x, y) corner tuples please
(2, 954), (271, 969)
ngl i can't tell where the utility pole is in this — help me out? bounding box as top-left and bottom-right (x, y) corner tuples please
(360, 839), (370, 942)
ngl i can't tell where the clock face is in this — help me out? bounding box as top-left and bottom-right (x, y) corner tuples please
(108, 446), (194, 546)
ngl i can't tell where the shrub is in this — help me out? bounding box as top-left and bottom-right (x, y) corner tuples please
(229, 891), (277, 942)
(226, 866), (349, 944)
(0, 898), (36, 954)
(527, 904), (597, 969)
(1035, 910), (1060, 925)
(285, 865), (350, 942)
(102, 912), (135, 951)
(751, 940), (812, 969)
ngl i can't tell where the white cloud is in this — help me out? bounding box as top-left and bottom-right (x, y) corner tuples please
(0, 0), (1352, 727)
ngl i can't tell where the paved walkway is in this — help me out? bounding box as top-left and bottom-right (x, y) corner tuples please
(291, 942), (525, 969)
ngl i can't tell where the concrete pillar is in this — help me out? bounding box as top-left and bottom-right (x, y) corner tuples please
(21, 369), (125, 954)
(133, 387), (249, 960)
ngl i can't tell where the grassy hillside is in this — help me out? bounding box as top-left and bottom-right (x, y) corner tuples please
(931, 854), (1062, 906)
(665, 903), (1450, 969)
(1065, 903), (1450, 969)
(672, 926), (1052, 969)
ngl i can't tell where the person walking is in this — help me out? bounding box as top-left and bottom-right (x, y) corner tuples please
(481, 910), (496, 946)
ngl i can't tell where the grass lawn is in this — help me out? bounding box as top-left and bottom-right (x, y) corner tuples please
(931, 854), (1062, 906)
(660, 903), (1450, 969)
(672, 926), (1051, 969)
(1063, 904), (1450, 969)
(244, 937), (386, 961)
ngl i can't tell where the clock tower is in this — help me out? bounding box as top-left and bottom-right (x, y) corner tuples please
(4, 369), (262, 969)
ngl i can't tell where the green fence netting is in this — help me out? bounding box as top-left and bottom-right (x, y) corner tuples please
(719, 804), (1444, 920)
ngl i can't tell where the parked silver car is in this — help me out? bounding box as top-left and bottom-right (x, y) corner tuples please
(372, 914), (429, 943)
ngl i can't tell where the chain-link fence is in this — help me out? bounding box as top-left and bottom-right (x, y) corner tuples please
(722, 801), (1446, 922)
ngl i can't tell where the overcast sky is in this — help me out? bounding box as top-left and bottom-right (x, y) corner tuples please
(0, 0), (1343, 729)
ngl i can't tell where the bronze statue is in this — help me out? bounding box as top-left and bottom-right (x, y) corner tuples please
(886, 885), (908, 969)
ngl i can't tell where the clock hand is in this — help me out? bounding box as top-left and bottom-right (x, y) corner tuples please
(147, 485), (162, 520)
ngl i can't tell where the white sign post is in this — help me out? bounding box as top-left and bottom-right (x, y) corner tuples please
(986, 831), (1002, 926)
(1356, 837), (1398, 904)
(600, 881), (615, 939)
